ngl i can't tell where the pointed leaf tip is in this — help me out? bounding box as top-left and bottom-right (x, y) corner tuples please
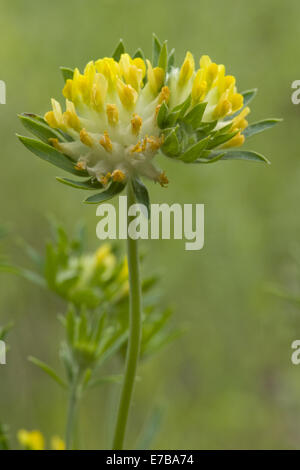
(158, 41), (168, 71)
(131, 178), (151, 219)
(152, 33), (162, 67)
(243, 118), (282, 138)
(60, 66), (74, 82)
(84, 181), (126, 204)
(56, 176), (103, 190)
(214, 149), (271, 164)
(17, 134), (89, 176)
(112, 39), (125, 61)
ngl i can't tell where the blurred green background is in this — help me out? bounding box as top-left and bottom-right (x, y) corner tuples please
(1, 0), (300, 450)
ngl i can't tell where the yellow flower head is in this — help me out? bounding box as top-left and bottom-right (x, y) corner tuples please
(18, 429), (65, 451)
(18, 36), (279, 201)
(51, 436), (66, 450)
(18, 430), (45, 450)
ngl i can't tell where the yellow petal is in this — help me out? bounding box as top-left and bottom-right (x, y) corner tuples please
(116, 79), (138, 109)
(80, 128), (94, 147)
(146, 60), (164, 95)
(222, 131), (245, 148)
(131, 113), (142, 135)
(213, 94), (232, 119)
(62, 79), (73, 100)
(44, 111), (58, 128)
(99, 131), (113, 152)
(192, 70), (207, 103)
(199, 55), (212, 69)
(119, 54), (146, 89)
(91, 73), (108, 111)
(51, 99), (63, 125)
(132, 57), (146, 78)
(106, 103), (119, 126)
(95, 58), (121, 89)
(230, 93), (243, 113)
(158, 86), (170, 104)
(206, 63), (218, 87)
(179, 51), (195, 86)
(63, 100), (81, 131)
(232, 106), (250, 129)
(84, 61), (96, 88)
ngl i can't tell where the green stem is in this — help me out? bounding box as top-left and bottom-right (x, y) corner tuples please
(66, 372), (81, 450)
(112, 181), (142, 450)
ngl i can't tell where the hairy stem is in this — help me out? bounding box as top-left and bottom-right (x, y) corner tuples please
(112, 181), (142, 450)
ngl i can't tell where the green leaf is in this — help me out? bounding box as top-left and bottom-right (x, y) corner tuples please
(152, 34), (162, 67)
(158, 41), (168, 71)
(96, 331), (128, 368)
(213, 122), (234, 136)
(133, 48), (145, 61)
(18, 113), (64, 144)
(0, 264), (46, 287)
(17, 135), (89, 176)
(82, 368), (92, 388)
(195, 152), (226, 164)
(208, 149), (270, 164)
(16, 237), (43, 268)
(21, 113), (74, 142)
(0, 322), (14, 341)
(207, 130), (239, 149)
(178, 136), (210, 163)
(84, 182), (126, 204)
(56, 176), (103, 190)
(184, 102), (207, 129)
(28, 356), (67, 389)
(168, 48), (175, 71)
(243, 119), (282, 138)
(93, 313), (106, 345)
(136, 408), (163, 450)
(196, 120), (217, 136)
(60, 66), (74, 82)
(131, 178), (151, 218)
(156, 102), (169, 129)
(88, 374), (123, 389)
(241, 88), (257, 107)
(171, 94), (192, 117)
(112, 39), (125, 61)
(161, 127), (180, 156)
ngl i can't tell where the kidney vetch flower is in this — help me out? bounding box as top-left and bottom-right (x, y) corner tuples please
(17, 35), (280, 204)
